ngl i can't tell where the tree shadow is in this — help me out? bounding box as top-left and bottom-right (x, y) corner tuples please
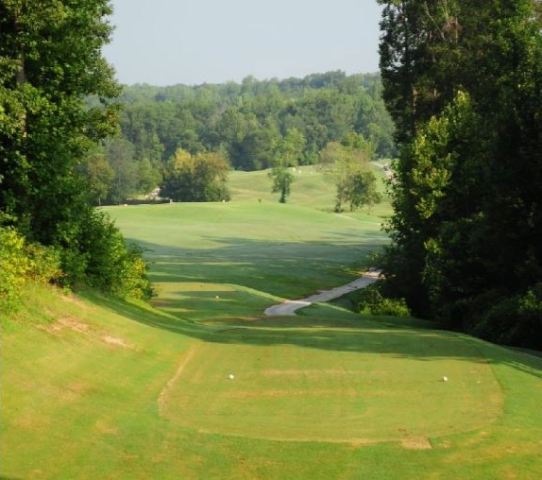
(129, 231), (387, 299)
(85, 291), (542, 382)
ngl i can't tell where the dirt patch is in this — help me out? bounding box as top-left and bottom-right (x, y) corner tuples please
(38, 316), (90, 335)
(60, 294), (87, 309)
(401, 437), (433, 450)
(102, 335), (134, 349)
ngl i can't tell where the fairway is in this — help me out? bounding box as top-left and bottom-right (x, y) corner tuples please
(2, 188), (542, 479)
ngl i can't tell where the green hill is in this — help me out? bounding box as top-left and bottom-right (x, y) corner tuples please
(228, 163), (392, 218)
(2, 199), (541, 479)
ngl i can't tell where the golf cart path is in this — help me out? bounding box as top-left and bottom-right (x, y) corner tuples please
(265, 271), (381, 316)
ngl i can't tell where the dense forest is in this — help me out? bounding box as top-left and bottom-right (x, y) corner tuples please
(377, 0), (542, 349)
(82, 72), (395, 204)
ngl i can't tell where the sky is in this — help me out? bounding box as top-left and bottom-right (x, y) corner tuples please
(102, 0), (382, 86)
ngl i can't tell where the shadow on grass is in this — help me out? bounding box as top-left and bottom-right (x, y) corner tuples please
(128, 232), (387, 299)
(87, 231), (542, 380)
(84, 290), (542, 382)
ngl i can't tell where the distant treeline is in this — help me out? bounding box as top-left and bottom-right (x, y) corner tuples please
(82, 71), (395, 205)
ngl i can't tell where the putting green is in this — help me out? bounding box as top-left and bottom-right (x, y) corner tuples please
(159, 329), (502, 443)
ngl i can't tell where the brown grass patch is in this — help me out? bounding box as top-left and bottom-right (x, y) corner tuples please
(225, 388), (359, 399)
(401, 437), (433, 450)
(38, 317), (90, 335)
(95, 419), (119, 435)
(59, 381), (93, 402)
(261, 369), (360, 377)
(102, 335), (134, 349)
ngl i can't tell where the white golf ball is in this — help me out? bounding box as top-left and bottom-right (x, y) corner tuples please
(229, 374), (235, 380)
(442, 376), (448, 382)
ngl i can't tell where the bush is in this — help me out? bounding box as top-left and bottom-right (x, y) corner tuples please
(0, 227), (30, 310)
(470, 285), (542, 350)
(77, 210), (153, 300)
(160, 149), (230, 202)
(25, 243), (63, 284)
(0, 226), (63, 311)
(357, 284), (411, 317)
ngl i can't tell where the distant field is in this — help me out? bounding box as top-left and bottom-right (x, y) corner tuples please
(2, 176), (542, 479)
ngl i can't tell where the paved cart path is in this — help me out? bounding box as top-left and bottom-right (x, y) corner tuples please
(264, 271), (381, 316)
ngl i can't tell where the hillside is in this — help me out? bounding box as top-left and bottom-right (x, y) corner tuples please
(228, 163), (391, 218)
(2, 199), (542, 479)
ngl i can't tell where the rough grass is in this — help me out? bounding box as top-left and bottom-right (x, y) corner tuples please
(2, 190), (542, 479)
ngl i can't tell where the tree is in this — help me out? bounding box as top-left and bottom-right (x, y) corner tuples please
(136, 158), (161, 195)
(80, 147), (114, 206)
(318, 141), (381, 212)
(161, 149), (230, 202)
(339, 170), (381, 213)
(0, 0), (119, 242)
(105, 138), (138, 204)
(278, 128), (306, 166)
(379, 0), (542, 347)
(0, 1), (151, 297)
(269, 166), (294, 203)
(111, 72), (395, 176)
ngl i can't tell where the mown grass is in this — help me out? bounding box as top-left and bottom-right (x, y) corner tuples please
(2, 173), (542, 479)
(229, 164), (392, 218)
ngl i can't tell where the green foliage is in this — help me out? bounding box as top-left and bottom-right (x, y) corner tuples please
(0, 0), (120, 243)
(0, 225), (62, 311)
(379, 0), (542, 347)
(104, 138), (139, 204)
(80, 147), (115, 206)
(269, 166), (294, 203)
(0, 226), (30, 310)
(356, 284), (410, 317)
(161, 149), (230, 202)
(77, 210), (153, 300)
(471, 285), (542, 350)
(114, 72), (395, 176)
(0, 1), (151, 303)
(336, 170), (381, 213)
(319, 141), (382, 212)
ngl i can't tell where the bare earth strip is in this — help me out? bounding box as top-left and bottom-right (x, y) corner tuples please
(264, 271), (381, 316)
(158, 345), (199, 415)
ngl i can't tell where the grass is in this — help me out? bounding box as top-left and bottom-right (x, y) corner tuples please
(229, 164), (392, 218)
(2, 168), (542, 479)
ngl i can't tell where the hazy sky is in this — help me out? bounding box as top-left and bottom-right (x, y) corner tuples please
(103, 0), (382, 86)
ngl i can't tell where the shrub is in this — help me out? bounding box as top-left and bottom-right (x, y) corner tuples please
(0, 227), (30, 310)
(160, 149), (230, 202)
(0, 226), (63, 311)
(77, 210), (153, 300)
(25, 243), (63, 284)
(470, 285), (542, 350)
(357, 284), (410, 317)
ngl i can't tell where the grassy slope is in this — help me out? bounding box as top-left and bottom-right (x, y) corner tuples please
(229, 164), (391, 218)
(2, 168), (542, 479)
